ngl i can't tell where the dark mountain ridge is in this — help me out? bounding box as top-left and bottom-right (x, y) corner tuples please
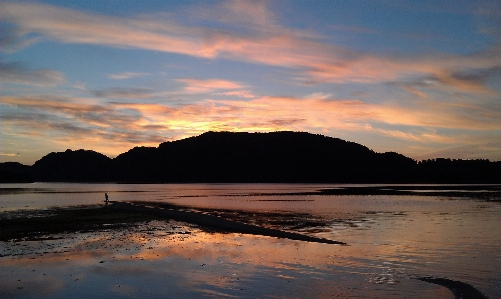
(1, 131), (500, 183)
(32, 149), (112, 182)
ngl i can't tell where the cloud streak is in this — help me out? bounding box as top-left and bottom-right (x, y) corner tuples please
(2, 1), (499, 91)
(176, 78), (245, 93)
(108, 72), (151, 80)
(92, 88), (157, 99)
(4, 93), (500, 135)
(2, 93), (500, 161)
(214, 90), (255, 99)
(0, 62), (65, 87)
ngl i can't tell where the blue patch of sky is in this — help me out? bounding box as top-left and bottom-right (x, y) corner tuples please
(6, 33), (297, 100)
(9, 43), (161, 90)
(6, 1), (496, 100)
(15, 0), (496, 56)
(31, 0), (190, 17)
(486, 72), (501, 91)
(274, 0), (490, 55)
(197, 59), (301, 96)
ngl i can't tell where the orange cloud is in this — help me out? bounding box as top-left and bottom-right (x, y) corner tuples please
(4, 93), (500, 140)
(2, 92), (501, 163)
(113, 95), (501, 134)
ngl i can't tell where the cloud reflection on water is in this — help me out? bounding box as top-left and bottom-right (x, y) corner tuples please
(1, 219), (449, 298)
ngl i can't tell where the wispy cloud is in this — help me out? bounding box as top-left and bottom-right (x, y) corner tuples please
(1, 1), (500, 93)
(1, 96), (130, 129)
(214, 90), (256, 99)
(428, 66), (501, 92)
(108, 72), (151, 80)
(0, 25), (42, 53)
(176, 78), (245, 93)
(0, 96), (166, 153)
(0, 62), (65, 87)
(92, 88), (156, 99)
(0, 152), (20, 157)
(189, 0), (277, 30)
(2, 90), (500, 162)
(0, 2), (215, 57)
(5, 93), (496, 138)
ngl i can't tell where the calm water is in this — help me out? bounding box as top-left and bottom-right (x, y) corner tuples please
(1, 183), (500, 298)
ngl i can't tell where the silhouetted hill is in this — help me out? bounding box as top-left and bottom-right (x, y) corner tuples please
(32, 149), (112, 182)
(415, 158), (501, 183)
(1, 131), (500, 183)
(113, 131), (416, 183)
(0, 162), (34, 183)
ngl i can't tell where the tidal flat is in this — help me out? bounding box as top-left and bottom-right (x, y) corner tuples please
(0, 206), (441, 298)
(1, 184), (500, 298)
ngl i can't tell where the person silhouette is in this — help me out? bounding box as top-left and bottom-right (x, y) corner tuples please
(105, 193), (109, 205)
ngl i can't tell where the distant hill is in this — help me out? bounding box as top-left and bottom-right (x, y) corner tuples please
(0, 162), (34, 183)
(32, 149), (112, 182)
(111, 131), (416, 183)
(1, 131), (500, 183)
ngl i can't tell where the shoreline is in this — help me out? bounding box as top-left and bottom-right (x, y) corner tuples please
(1, 201), (345, 245)
(108, 201), (346, 245)
(0, 204), (159, 242)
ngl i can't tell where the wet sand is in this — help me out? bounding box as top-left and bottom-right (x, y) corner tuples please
(1, 205), (160, 242)
(1, 202), (345, 245)
(108, 202), (346, 245)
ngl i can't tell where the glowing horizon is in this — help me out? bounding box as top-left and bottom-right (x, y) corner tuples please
(1, 1), (500, 165)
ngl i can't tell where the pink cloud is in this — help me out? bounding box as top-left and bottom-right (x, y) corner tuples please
(1, 1), (500, 93)
(176, 78), (245, 93)
(4, 92), (499, 141)
(0, 2), (209, 57)
(3, 93), (501, 162)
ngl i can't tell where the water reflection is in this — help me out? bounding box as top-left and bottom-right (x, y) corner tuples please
(0, 216), (478, 298)
(1, 184), (500, 298)
(0, 224), (446, 298)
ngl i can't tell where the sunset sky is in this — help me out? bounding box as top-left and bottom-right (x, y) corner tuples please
(1, 0), (500, 165)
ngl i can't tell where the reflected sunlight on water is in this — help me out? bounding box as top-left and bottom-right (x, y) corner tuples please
(1, 226), (454, 298)
(1, 184), (500, 298)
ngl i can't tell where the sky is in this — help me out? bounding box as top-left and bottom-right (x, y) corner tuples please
(1, 0), (501, 165)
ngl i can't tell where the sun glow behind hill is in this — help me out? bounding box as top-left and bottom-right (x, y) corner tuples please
(1, 1), (500, 164)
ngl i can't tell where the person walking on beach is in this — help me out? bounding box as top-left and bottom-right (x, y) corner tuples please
(105, 193), (109, 205)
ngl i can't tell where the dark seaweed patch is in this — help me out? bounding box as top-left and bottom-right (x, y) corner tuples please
(417, 277), (489, 299)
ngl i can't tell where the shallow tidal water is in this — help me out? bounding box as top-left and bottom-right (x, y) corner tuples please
(1, 183), (500, 298)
